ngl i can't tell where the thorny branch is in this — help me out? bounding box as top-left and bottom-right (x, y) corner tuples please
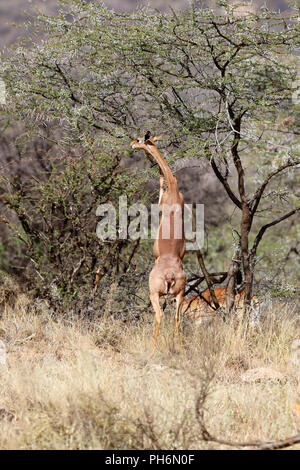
(251, 207), (300, 259)
(195, 373), (300, 450)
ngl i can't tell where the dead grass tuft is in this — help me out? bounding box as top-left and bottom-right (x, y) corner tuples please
(0, 285), (299, 449)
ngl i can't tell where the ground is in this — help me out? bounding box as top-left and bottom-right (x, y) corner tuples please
(0, 291), (299, 450)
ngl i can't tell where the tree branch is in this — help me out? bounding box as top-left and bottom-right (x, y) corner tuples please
(195, 374), (300, 450)
(251, 207), (300, 259)
(195, 249), (220, 310)
(185, 272), (227, 296)
(228, 112), (247, 204)
(210, 157), (242, 209)
(251, 160), (300, 214)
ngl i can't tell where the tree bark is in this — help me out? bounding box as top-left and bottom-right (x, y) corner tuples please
(226, 246), (241, 314)
(240, 203), (253, 306)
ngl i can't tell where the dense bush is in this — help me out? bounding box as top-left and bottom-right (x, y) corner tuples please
(0, 0), (299, 311)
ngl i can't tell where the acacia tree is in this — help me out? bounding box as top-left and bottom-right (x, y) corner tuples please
(1, 0), (299, 311)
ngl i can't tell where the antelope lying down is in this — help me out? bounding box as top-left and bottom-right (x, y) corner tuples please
(181, 287), (260, 326)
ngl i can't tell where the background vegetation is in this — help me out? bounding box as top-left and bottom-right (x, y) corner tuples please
(0, 0), (299, 450)
(1, 0), (299, 307)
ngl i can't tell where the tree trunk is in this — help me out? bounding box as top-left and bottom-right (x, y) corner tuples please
(226, 247), (241, 314)
(240, 203), (253, 308)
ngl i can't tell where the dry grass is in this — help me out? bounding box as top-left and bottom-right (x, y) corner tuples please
(0, 286), (299, 449)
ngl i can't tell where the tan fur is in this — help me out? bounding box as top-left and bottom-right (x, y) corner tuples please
(181, 287), (260, 325)
(131, 135), (186, 350)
